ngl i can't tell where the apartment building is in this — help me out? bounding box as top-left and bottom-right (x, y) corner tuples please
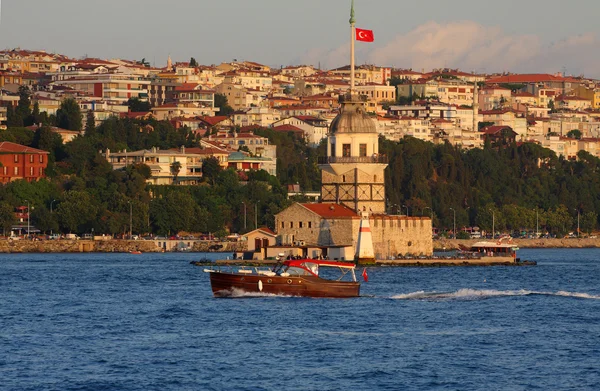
(0, 142), (49, 183)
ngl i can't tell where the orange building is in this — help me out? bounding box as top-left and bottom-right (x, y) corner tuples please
(0, 142), (49, 183)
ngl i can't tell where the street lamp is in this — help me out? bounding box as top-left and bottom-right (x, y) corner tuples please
(128, 201), (133, 239)
(489, 209), (495, 239)
(242, 202), (247, 230)
(575, 208), (580, 237)
(50, 199), (56, 213)
(402, 204), (409, 216)
(449, 208), (456, 239)
(423, 206), (433, 220)
(25, 200), (30, 239)
(255, 201), (260, 229)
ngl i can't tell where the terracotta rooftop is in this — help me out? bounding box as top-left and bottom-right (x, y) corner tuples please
(300, 203), (358, 218)
(0, 141), (49, 154)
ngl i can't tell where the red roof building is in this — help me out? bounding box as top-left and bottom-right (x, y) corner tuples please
(0, 142), (50, 183)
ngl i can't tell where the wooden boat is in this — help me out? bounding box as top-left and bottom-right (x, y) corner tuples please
(206, 259), (361, 298)
(130, 250), (142, 254)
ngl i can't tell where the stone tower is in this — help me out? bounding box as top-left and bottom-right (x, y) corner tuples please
(319, 94), (388, 213)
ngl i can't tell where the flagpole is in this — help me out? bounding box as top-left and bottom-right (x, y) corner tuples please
(349, 0), (355, 96)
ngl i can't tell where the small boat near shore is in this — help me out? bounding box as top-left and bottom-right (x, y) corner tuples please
(203, 259), (361, 298)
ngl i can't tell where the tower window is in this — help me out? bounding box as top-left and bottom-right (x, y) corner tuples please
(359, 144), (367, 157)
(342, 144), (351, 157)
(331, 143), (336, 157)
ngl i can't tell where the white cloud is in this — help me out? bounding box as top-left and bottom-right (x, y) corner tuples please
(298, 21), (600, 78)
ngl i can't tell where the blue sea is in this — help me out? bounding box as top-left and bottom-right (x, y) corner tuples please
(1, 249), (599, 391)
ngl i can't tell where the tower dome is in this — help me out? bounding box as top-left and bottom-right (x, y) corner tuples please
(329, 94), (377, 134)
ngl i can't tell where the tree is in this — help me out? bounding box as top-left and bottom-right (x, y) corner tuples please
(0, 202), (16, 236)
(202, 157), (222, 185)
(85, 111), (96, 136)
(170, 161), (182, 184)
(567, 129), (582, 140)
(6, 105), (23, 127)
(56, 190), (99, 233)
(139, 58), (150, 67)
(16, 85), (32, 126)
(56, 98), (83, 131)
(214, 93), (234, 116)
(190, 57), (198, 67)
(127, 97), (151, 113)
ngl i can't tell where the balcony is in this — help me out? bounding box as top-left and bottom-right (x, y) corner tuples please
(318, 155), (388, 164)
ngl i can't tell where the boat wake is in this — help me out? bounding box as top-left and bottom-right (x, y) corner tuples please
(214, 288), (293, 298)
(391, 288), (600, 301)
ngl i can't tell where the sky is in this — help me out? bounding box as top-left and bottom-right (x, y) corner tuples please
(1, 0), (600, 77)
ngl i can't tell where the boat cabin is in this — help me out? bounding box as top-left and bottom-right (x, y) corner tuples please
(273, 260), (357, 282)
(469, 241), (517, 257)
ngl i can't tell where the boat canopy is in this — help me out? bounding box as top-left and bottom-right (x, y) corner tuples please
(283, 260), (356, 269)
(470, 241), (516, 249)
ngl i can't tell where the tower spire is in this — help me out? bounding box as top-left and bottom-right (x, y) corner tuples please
(349, 0), (355, 95)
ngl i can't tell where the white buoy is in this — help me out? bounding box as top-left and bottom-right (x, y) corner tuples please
(258, 280), (263, 292)
(355, 211), (376, 264)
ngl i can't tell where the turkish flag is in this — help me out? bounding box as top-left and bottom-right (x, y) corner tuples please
(356, 28), (374, 42)
(362, 268), (369, 282)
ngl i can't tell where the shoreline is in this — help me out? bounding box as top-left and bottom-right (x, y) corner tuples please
(0, 237), (598, 253)
(433, 238), (600, 250)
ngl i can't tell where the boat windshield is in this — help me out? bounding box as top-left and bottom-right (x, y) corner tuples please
(283, 266), (313, 276)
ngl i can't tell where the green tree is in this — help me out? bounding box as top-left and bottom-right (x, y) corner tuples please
(85, 111), (96, 136)
(6, 105), (23, 127)
(16, 85), (32, 126)
(127, 97), (151, 112)
(214, 93), (234, 116)
(202, 157), (222, 185)
(566, 129), (582, 140)
(170, 161), (182, 184)
(56, 190), (99, 233)
(190, 57), (198, 67)
(56, 98), (83, 131)
(0, 202), (16, 236)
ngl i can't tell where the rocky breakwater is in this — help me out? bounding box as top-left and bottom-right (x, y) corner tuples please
(0, 239), (162, 253)
(190, 241), (246, 252)
(434, 238), (600, 250)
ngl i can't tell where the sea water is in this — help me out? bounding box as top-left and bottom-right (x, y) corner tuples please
(1, 249), (599, 390)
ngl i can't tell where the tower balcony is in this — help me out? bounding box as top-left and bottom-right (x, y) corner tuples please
(318, 155), (388, 165)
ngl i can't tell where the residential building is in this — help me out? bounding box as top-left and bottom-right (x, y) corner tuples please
(556, 96), (592, 111)
(232, 107), (281, 127)
(151, 102), (219, 120)
(0, 70), (23, 89)
(0, 142), (50, 183)
(574, 85), (600, 109)
(479, 86), (512, 110)
(169, 84), (215, 109)
(0, 106), (7, 129)
(103, 146), (205, 185)
(329, 65), (392, 85)
(214, 80), (250, 111)
(271, 115), (329, 147)
(204, 130), (276, 160)
(227, 151), (276, 175)
(51, 73), (150, 104)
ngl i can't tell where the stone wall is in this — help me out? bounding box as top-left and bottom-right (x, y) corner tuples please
(369, 216), (433, 257)
(0, 239), (246, 253)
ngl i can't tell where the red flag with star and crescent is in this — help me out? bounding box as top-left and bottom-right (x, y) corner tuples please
(362, 268), (369, 282)
(356, 28), (374, 42)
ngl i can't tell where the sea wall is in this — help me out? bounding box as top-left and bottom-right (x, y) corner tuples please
(0, 239), (247, 253)
(434, 238), (600, 250)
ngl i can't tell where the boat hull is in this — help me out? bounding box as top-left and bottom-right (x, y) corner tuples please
(209, 272), (360, 298)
